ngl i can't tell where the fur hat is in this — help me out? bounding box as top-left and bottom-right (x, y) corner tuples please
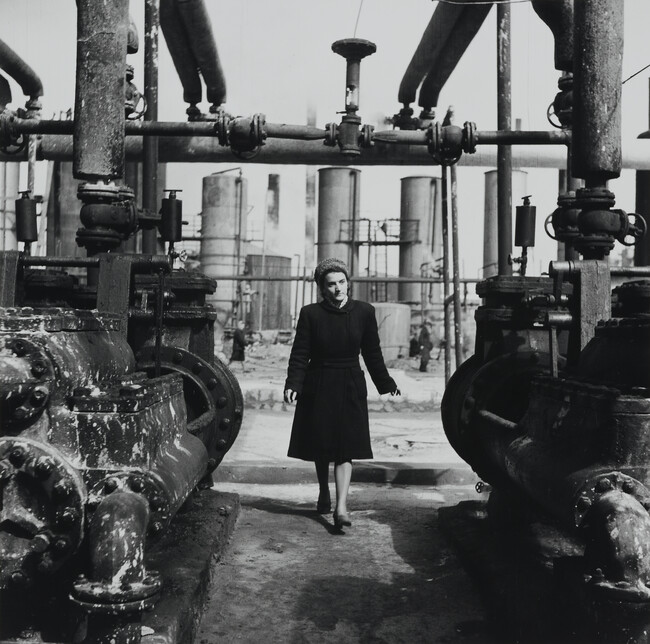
(313, 257), (350, 289)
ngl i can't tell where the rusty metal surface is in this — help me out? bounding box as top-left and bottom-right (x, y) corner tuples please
(73, 0), (129, 180)
(572, 0), (623, 182)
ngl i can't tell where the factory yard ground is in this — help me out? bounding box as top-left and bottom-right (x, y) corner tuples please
(191, 342), (496, 644)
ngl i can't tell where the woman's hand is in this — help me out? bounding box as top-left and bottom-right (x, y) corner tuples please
(284, 388), (298, 403)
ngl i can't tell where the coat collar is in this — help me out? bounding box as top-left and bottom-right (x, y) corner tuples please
(319, 297), (356, 314)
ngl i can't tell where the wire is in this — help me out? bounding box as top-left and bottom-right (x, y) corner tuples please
(353, 0), (364, 37)
(622, 63), (650, 85)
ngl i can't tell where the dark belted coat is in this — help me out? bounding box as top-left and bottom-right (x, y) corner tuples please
(285, 298), (397, 462)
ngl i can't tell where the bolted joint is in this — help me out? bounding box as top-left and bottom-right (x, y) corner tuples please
(228, 114), (267, 157)
(427, 122), (464, 165)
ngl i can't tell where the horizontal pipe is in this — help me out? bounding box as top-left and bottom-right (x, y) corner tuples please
(207, 274), (481, 284)
(11, 117), (328, 140)
(21, 254), (172, 271)
(477, 408), (519, 432)
(5, 134), (650, 170)
(550, 262), (650, 277)
(373, 129), (570, 146)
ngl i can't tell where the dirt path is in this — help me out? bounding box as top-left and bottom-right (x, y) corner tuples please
(197, 482), (491, 644)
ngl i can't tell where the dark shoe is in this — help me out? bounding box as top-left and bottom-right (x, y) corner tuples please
(333, 511), (352, 529)
(317, 494), (332, 514)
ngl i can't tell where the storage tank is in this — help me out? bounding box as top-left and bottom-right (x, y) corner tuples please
(246, 254), (292, 330)
(372, 302), (412, 361)
(0, 162), (19, 251)
(483, 169), (528, 278)
(317, 167), (360, 274)
(200, 172), (247, 329)
(398, 176), (442, 305)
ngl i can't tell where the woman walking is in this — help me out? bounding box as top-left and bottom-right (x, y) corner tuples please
(284, 258), (400, 530)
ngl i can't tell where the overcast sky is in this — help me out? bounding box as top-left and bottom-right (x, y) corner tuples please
(3, 0), (650, 277)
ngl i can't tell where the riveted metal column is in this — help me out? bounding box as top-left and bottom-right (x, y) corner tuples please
(142, 0), (160, 254)
(73, 0), (129, 180)
(496, 2), (512, 276)
(572, 0), (623, 185)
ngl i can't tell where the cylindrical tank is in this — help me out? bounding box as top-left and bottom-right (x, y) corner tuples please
(200, 173), (248, 331)
(0, 162), (19, 250)
(247, 254), (292, 331)
(317, 167), (360, 274)
(372, 302), (412, 361)
(398, 176), (441, 304)
(483, 169), (527, 278)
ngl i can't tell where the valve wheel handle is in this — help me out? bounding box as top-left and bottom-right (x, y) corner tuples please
(620, 212), (647, 247)
(544, 213), (558, 241)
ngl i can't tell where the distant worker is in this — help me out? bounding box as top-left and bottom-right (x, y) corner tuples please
(418, 320), (434, 372)
(283, 258), (401, 531)
(229, 320), (249, 372)
(409, 331), (420, 358)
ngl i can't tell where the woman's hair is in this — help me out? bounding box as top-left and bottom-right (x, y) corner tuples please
(313, 257), (350, 291)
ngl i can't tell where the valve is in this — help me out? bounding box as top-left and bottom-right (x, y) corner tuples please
(509, 196), (537, 277)
(15, 191), (41, 255)
(329, 38), (376, 156)
(159, 190), (187, 262)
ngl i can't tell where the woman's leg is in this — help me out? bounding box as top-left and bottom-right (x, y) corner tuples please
(315, 460), (331, 510)
(334, 460), (352, 515)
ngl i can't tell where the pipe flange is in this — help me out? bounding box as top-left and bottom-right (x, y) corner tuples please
(462, 121), (477, 154)
(2, 338), (53, 430)
(88, 474), (171, 538)
(573, 472), (650, 528)
(71, 570), (162, 607)
(136, 346), (243, 470)
(77, 181), (123, 204)
(0, 438), (85, 589)
(324, 122), (338, 147)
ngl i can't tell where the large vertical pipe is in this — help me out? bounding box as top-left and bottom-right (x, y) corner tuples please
(0, 162), (19, 250)
(73, 0), (129, 180)
(398, 176), (438, 304)
(142, 0), (160, 254)
(304, 107), (317, 272)
(441, 167), (452, 383)
(496, 2), (512, 276)
(317, 168), (360, 270)
(200, 173), (248, 336)
(483, 170), (528, 277)
(572, 0), (623, 184)
(450, 165), (462, 368)
(635, 79), (650, 266)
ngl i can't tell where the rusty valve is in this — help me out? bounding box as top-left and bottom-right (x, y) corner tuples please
(326, 38), (376, 156)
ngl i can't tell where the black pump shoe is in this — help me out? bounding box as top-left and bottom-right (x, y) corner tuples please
(333, 511), (352, 529)
(317, 494), (332, 514)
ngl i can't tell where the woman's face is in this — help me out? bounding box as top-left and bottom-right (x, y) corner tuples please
(322, 271), (348, 305)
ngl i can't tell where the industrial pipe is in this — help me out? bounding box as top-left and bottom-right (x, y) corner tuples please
(143, 0), (160, 255)
(572, 0), (623, 183)
(8, 135), (650, 169)
(418, 3), (491, 111)
(73, 0), (129, 180)
(72, 492), (158, 644)
(497, 2), (513, 276)
(0, 39), (43, 100)
(398, 1), (466, 107)
(160, 0), (226, 109)
(450, 164), (463, 368)
(441, 166), (452, 383)
(531, 0), (574, 72)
